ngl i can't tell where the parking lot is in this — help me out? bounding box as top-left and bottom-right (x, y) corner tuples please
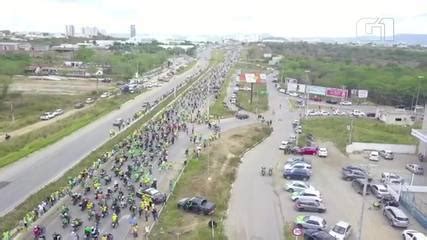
(274, 140), (427, 240)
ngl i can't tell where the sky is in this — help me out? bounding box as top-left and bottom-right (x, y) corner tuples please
(1, 0), (427, 37)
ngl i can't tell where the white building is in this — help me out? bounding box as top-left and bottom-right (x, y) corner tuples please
(130, 25), (136, 38)
(81, 26), (99, 37)
(65, 25), (75, 37)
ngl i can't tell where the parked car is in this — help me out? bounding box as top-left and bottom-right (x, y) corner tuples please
(296, 147), (319, 155)
(284, 162), (312, 173)
(85, 98), (95, 104)
(53, 109), (64, 116)
(379, 150), (394, 160)
(339, 101), (352, 106)
(342, 169), (370, 181)
(291, 189), (322, 202)
(113, 118), (124, 127)
(100, 92), (110, 98)
(279, 88), (286, 94)
(402, 229), (427, 240)
(310, 96), (322, 102)
(136, 187), (166, 204)
(295, 199), (326, 213)
(285, 181), (316, 193)
(289, 92), (299, 97)
(352, 109), (366, 117)
(286, 156), (309, 164)
(235, 112), (249, 120)
(294, 215), (327, 230)
(318, 148), (328, 157)
(369, 151), (380, 161)
(370, 184), (390, 199)
(304, 229), (335, 240)
(329, 221), (352, 240)
(381, 172), (404, 184)
(283, 168), (311, 181)
(383, 206), (409, 228)
(406, 164), (424, 175)
(40, 112), (53, 120)
(342, 165), (364, 172)
(74, 102), (85, 109)
(279, 141), (291, 150)
(326, 99), (338, 104)
(351, 178), (371, 195)
(366, 112), (376, 118)
(177, 196), (215, 215)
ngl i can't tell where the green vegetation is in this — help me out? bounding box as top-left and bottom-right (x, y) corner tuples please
(150, 124), (272, 240)
(0, 66), (207, 234)
(0, 54), (31, 76)
(209, 67), (236, 118)
(176, 60), (196, 75)
(268, 42), (427, 106)
(300, 117), (417, 152)
(0, 93), (134, 168)
(75, 47), (96, 62)
(237, 83), (269, 113)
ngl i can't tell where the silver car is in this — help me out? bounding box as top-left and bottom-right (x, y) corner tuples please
(383, 206), (409, 228)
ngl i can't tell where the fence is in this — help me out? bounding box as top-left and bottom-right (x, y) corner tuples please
(400, 191), (427, 229)
(346, 142), (416, 154)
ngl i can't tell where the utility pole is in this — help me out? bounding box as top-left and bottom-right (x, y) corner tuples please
(357, 164), (377, 240)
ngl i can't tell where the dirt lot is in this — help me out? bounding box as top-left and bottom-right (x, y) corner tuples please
(273, 142), (427, 240)
(10, 76), (113, 95)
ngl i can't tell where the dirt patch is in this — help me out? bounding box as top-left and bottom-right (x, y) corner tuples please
(150, 124), (272, 240)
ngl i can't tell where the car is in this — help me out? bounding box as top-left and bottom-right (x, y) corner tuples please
(296, 147), (318, 155)
(285, 181), (316, 193)
(352, 109), (366, 117)
(402, 229), (427, 240)
(294, 215), (327, 230)
(74, 102), (85, 109)
(289, 135), (297, 143)
(235, 112), (249, 120)
(279, 88), (286, 93)
(279, 141), (291, 150)
(368, 151), (379, 161)
(406, 164), (424, 175)
(136, 187), (166, 204)
(85, 98), (95, 104)
(289, 92), (299, 97)
(291, 189), (322, 202)
(379, 150), (394, 160)
(380, 194), (400, 207)
(113, 118), (124, 127)
(329, 221), (352, 240)
(53, 109), (64, 116)
(40, 112), (53, 120)
(383, 206), (409, 228)
(366, 112), (376, 117)
(381, 172), (404, 184)
(326, 99), (338, 104)
(177, 196), (215, 215)
(100, 92), (110, 98)
(351, 178), (371, 195)
(370, 184), (390, 199)
(310, 96), (322, 102)
(295, 199), (326, 213)
(342, 165), (364, 172)
(304, 229), (335, 240)
(286, 157), (310, 165)
(342, 169), (370, 181)
(284, 162), (312, 171)
(319, 110), (330, 116)
(283, 168), (311, 181)
(339, 101), (352, 106)
(318, 148), (328, 157)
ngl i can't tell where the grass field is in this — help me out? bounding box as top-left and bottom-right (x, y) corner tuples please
(236, 83), (269, 113)
(300, 117), (417, 152)
(150, 124), (272, 240)
(0, 66), (209, 235)
(209, 67), (236, 118)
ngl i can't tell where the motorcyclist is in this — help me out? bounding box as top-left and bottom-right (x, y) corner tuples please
(111, 213), (119, 227)
(83, 226), (92, 237)
(52, 233), (62, 240)
(32, 225), (44, 239)
(132, 224), (138, 237)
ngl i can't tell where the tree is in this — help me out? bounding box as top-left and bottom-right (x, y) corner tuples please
(75, 47), (95, 62)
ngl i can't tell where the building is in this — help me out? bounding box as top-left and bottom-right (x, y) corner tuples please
(65, 25), (75, 37)
(411, 104), (427, 158)
(81, 27), (98, 37)
(130, 25), (136, 38)
(378, 109), (415, 126)
(0, 42), (32, 53)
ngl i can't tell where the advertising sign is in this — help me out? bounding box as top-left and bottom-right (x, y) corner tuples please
(326, 88), (348, 98)
(296, 84), (306, 93)
(358, 90), (369, 98)
(307, 85), (326, 96)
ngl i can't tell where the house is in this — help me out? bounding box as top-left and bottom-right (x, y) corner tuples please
(378, 109), (415, 126)
(64, 61), (84, 67)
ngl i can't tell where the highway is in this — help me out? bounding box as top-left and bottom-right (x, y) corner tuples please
(0, 49), (211, 216)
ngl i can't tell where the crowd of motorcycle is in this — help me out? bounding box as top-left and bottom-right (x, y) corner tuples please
(3, 49), (239, 240)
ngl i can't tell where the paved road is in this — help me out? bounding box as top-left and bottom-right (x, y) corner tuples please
(226, 76), (298, 240)
(0, 49), (212, 216)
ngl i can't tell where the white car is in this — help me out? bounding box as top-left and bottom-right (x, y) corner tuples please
(320, 110), (330, 116)
(53, 109), (64, 116)
(40, 112), (53, 120)
(279, 88), (286, 93)
(100, 92), (110, 98)
(369, 151), (379, 161)
(402, 229), (427, 240)
(284, 162), (312, 172)
(291, 189), (322, 202)
(285, 181), (316, 193)
(288, 92), (299, 97)
(340, 101), (352, 106)
(329, 221), (352, 240)
(381, 172), (404, 184)
(279, 141), (290, 150)
(352, 109), (366, 117)
(318, 148), (328, 157)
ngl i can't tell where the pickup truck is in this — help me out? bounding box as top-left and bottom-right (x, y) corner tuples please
(177, 196), (216, 215)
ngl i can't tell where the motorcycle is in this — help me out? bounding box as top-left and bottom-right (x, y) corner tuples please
(261, 167), (266, 176)
(419, 153), (425, 162)
(60, 213), (70, 228)
(268, 168), (273, 176)
(71, 218), (82, 231)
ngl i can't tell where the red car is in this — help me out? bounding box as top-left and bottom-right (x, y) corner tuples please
(296, 147), (319, 155)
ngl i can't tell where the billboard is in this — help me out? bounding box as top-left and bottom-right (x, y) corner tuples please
(326, 88), (348, 98)
(239, 73), (264, 83)
(287, 83), (306, 93)
(358, 90), (369, 98)
(307, 85), (326, 96)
